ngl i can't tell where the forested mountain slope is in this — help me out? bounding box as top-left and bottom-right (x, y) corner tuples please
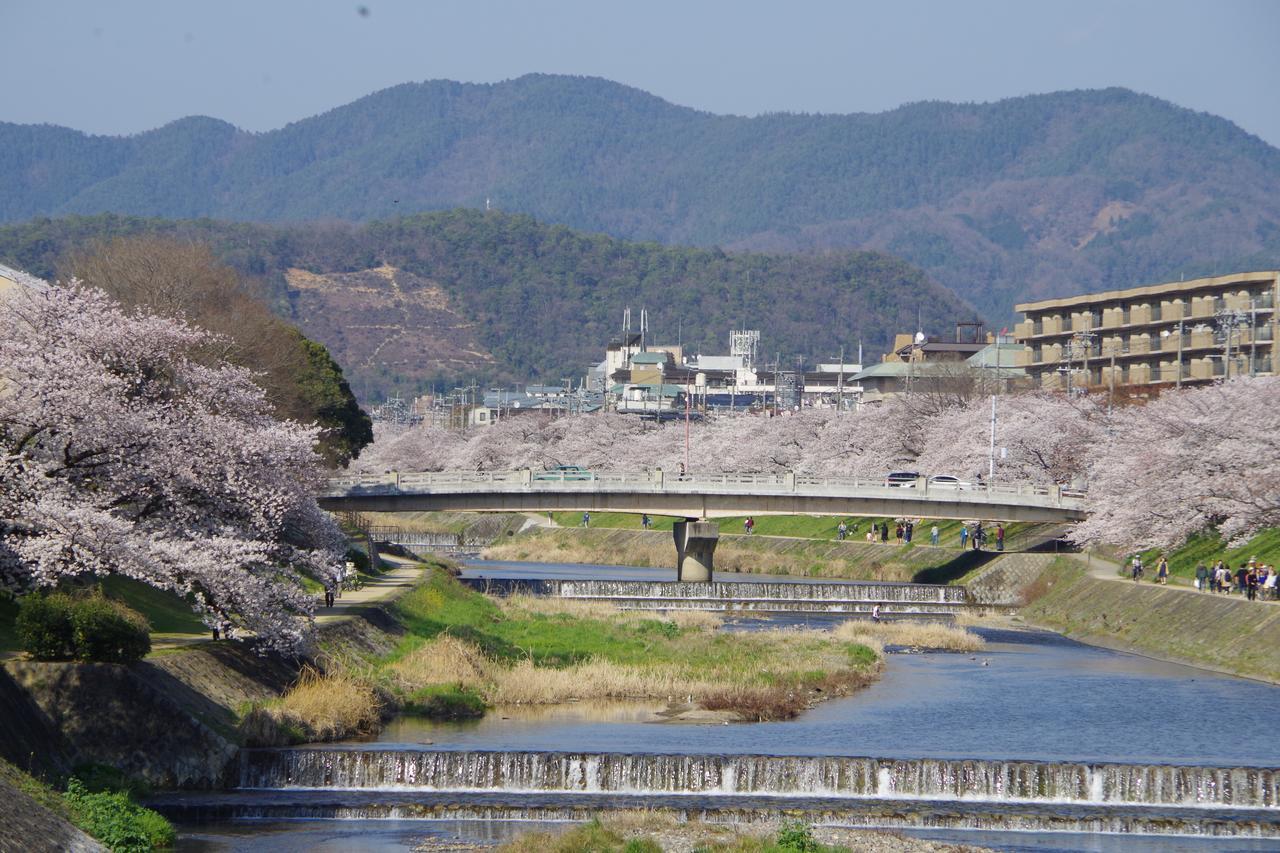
(0, 211), (972, 402)
(3, 75), (1279, 316)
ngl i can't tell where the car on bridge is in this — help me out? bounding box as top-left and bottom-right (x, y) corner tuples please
(926, 474), (975, 491)
(533, 465), (596, 481)
(884, 471), (923, 488)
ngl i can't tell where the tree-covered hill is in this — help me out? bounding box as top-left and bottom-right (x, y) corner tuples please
(3, 75), (1279, 317)
(0, 211), (974, 402)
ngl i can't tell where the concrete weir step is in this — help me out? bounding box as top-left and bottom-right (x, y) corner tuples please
(460, 577), (972, 615)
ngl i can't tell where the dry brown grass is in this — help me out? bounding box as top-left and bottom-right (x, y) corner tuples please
(271, 667), (384, 740)
(834, 619), (984, 652)
(387, 635), (493, 690)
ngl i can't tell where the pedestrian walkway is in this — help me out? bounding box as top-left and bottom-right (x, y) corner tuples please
(316, 556), (428, 624)
(1068, 551), (1277, 605)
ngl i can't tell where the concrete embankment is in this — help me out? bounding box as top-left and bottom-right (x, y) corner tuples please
(0, 582), (414, 790)
(482, 527), (963, 582)
(1017, 558), (1280, 683)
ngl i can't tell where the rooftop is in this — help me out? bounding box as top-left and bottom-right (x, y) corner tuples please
(1015, 270), (1280, 313)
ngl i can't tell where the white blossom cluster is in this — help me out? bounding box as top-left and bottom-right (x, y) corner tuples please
(0, 285), (345, 653)
(359, 378), (1279, 554)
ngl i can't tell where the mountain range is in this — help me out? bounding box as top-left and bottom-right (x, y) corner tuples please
(4, 74), (1279, 319)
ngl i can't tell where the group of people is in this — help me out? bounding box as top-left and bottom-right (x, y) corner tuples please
(1129, 554), (1278, 601)
(853, 520), (1004, 551)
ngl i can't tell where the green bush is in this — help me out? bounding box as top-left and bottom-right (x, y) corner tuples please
(64, 778), (175, 852)
(776, 821), (821, 853)
(16, 591), (150, 663)
(16, 593), (76, 660)
(70, 594), (150, 663)
(403, 684), (487, 719)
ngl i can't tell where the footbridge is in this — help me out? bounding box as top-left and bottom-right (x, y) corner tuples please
(321, 470), (1086, 582)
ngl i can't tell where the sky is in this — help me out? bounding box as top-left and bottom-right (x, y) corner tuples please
(4, 0), (1279, 147)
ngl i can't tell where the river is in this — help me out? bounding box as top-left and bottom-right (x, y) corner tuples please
(168, 560), (1280, 851)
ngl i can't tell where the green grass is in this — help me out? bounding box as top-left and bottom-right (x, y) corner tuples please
(1140, 527), (1280, 580)
(0, 757), (174, 853)
(385, 567), (875, 695)
(97, 577), (208, 635)
(402, 684), (487, 719)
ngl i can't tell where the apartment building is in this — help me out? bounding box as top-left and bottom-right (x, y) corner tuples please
(1014, 271), (1279, 391)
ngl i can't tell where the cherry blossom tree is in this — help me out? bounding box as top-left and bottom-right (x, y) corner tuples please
(1069, 376), (1280, 551)
(0, 284), (344, 652)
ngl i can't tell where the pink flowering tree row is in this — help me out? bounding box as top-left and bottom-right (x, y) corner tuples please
(0, 285), (345, 652)
(359, 378), (1280, 554)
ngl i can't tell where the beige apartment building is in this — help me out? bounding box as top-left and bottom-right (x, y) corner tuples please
(1014, 271), (1279, 391)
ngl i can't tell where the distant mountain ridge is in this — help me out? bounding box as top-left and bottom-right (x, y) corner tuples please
(3, 75), (1280, 316)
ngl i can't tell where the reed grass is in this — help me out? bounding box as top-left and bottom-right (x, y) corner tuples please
(833, 620), (984, 652)
(267, 667), (384, 741)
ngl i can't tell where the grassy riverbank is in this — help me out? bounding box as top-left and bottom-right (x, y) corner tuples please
(1137, 527), (1280, 582)
(1021, 557), (1280, 682)
(483, 527), (966, 582)
(498, 813), (982, 853)
(259, 566), (881, 734)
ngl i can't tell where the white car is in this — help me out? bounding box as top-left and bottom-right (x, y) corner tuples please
(927, 474), (973, 490)
(884, 471), (923, 488)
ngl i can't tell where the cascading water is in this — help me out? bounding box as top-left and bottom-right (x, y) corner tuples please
(459, 578), (969, 613)
(237, 749), (1278, 810)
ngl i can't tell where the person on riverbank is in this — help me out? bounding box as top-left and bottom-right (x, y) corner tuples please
(996, 525), (1005, 552)
(1247, 568), (1259, 601)
(641, 514), (652, 529)
(972, 523), (984, 551)
(880, 522), (889, 543)
(581, 512), (590, 528)
(930, 524), (939, 546)
(1131, 555), (1144, 582)
(837, 520), (848, 541)
(1236, 564), (1248, 594)
(744, 517), (755, 535)
(871, 604), (881, 623)
(904, 522), (914, 544)
(960, 525), (969, 549)
(323, 582), (336, 608)
(1195, 563), (1209, 591)
(895, 522), (904, 544)
(1156, 556), (1169, 585)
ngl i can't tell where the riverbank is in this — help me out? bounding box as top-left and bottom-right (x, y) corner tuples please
(482, 527), (967, 582)
(1018, 557), (1280, 683)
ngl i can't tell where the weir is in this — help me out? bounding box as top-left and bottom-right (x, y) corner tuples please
(236, 749), (1280, 810)
(459, 578), (969, 615)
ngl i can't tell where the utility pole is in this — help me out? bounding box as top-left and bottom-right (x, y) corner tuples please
(1176, 319), (1184, 388)
(836, 345), (845, 412)
(683, 377), (691, 475)
(1251, 298), (1258, 376)
(1108, 343), (1117, 418)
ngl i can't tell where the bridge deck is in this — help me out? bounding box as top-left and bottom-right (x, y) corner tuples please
(322, 470), (1086, 524)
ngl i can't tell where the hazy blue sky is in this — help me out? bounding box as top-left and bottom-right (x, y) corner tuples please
(5, 0), (1279, 145)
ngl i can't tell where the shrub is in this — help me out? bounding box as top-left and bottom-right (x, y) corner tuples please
(70, 594), (151, 663)
(16, 591), (150, 663)
(16, 593), (76, 660)
(403, 684), (487, 719)
(776, 821), (821, 853)
(64, 777), (175, 852)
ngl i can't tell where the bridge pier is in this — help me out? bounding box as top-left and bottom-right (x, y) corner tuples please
(673, 519), (719, 582)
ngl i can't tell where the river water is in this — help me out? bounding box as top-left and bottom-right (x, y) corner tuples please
(171, 560), (1280, 851)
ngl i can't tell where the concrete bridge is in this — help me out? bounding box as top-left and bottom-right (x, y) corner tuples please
(321, 470), (1086, 582)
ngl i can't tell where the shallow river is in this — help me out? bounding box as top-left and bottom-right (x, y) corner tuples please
(175, 560), (1280, 851)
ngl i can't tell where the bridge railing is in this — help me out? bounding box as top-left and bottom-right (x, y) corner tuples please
(323, 469), (1086, 508)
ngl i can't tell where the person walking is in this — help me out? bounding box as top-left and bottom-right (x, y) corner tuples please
(1195, 562), (1208, 592)
(837, 520), (848, 541)
(973, 523), (984, 551)
(996, 525), (1005, 552)
(871, 604), (881, 623)
(745, 517), (755, 535)
(880, 522), (889, 543)
(1156, 555), (1169, 585)
(641, 513), (651, 529)
(895, 523), (904, 544)
(960, 525), (969, 549)
(581, 511), (590, 528)
(904, 522), (914, 544)
(1131, 554), (1144, 582)
(1247, 568), (1259, 601)
(930, 524), (940, 546)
